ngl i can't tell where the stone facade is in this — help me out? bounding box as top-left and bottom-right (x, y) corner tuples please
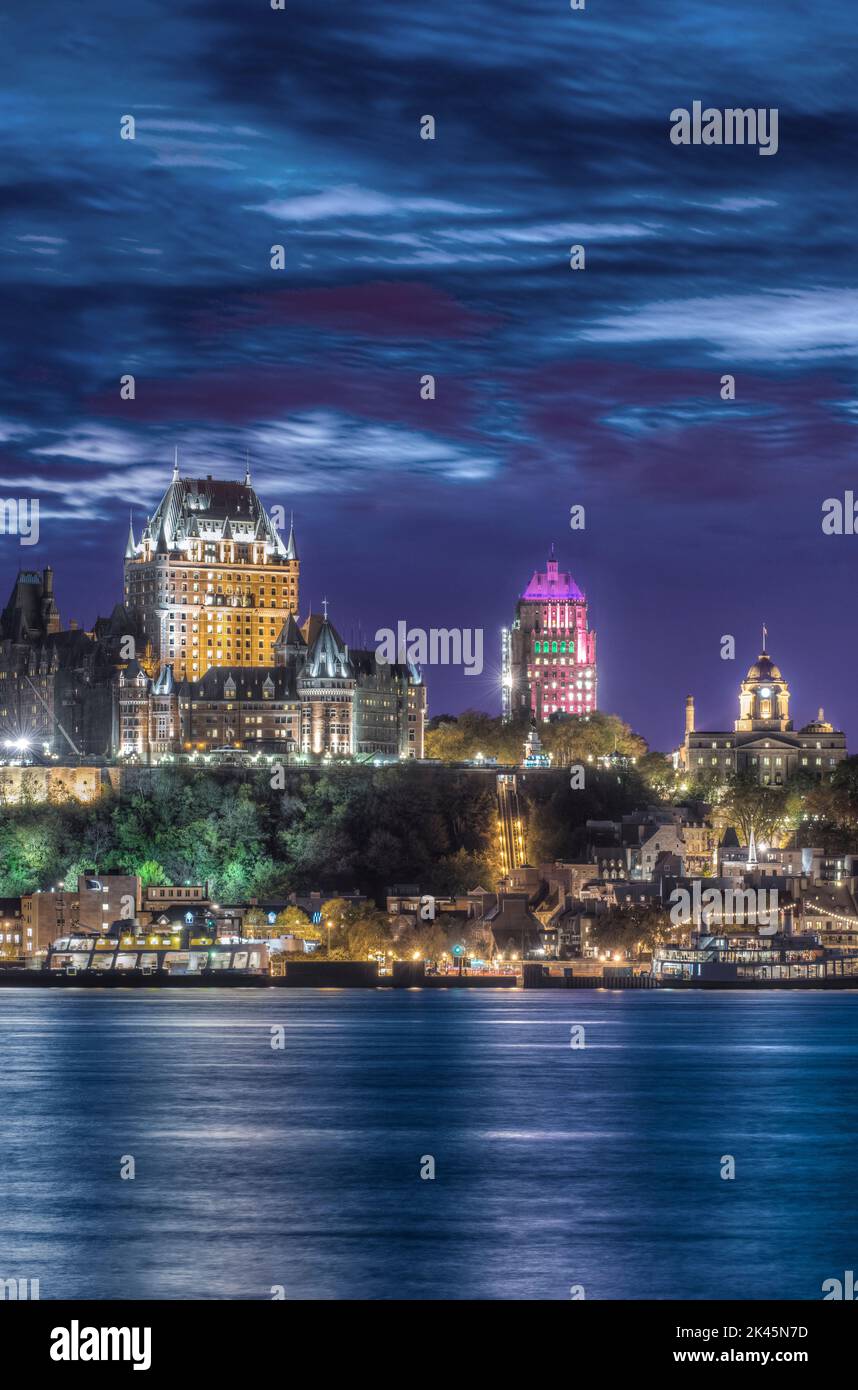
(118, 610), (425, 762)
(124, 464), (300, 683)
(0, 569), (136, 758)
(677, 647), (847, 785)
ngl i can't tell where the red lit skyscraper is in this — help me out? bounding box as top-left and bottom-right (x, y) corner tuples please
(501, 548), (597, 722)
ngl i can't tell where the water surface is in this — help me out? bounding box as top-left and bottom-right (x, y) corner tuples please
(1, 988), (856, 1299)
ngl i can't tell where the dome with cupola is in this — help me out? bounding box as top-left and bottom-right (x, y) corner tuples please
(735, 641), (792, 733)
(745, 654), (783, 683)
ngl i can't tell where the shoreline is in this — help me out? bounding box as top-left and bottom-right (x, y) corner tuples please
(3, 969), (858, 991)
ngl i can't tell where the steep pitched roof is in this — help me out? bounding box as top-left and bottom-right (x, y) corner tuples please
(302, 616), (352, 680)
(188, 665), (298, 701)
(275, 612), (306, 650)
(144, 469), (292, 559)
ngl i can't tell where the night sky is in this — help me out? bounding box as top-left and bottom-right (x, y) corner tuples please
(1, 1), (856, 751)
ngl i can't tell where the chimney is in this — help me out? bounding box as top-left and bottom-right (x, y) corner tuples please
(685, 695), (695, 736)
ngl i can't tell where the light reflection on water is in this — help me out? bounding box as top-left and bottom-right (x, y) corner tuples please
(1, 987), (857, 1300)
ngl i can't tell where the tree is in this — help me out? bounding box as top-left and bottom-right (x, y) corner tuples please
(589, 904), (672, 957)
(540, 711), (647, 768)
(136, 859), (168, 888)
(721, 772), (792, 846)
(401, 920), (451, 964)
(638, 752), (680, 800)
(346, 911), (392, 960)
(274, 905), (311, 933)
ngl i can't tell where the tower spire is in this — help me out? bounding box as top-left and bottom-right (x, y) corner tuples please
(762, 623), (767, 654)
(747, 827), (758, 869)
(172, 447), (180, 483)
(244, 450), (251, 487)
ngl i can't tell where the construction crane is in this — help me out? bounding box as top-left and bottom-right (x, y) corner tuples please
(23, 674), (82, 758)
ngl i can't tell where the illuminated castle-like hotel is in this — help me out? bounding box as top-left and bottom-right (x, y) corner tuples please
(0, 462), (425, 763)
(124, 461), (300, 681)
(501, 548), (597, 722)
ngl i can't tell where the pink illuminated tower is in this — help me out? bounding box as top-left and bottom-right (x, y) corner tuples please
(501, 547), (597, 722)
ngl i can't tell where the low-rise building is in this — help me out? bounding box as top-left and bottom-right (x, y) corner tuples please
(0, 897), (26, 960)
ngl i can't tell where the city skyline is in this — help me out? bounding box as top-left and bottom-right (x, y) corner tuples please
(2, 1), (856, 752)
(1, 490), (846, 757)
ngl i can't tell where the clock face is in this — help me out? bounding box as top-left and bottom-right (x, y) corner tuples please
(759, 687), (772, 699)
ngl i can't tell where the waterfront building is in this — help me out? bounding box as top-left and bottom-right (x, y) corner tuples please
(502, 546), (597, 722)
(676, 641), (847, 785)
(652, 930), (858, 985)
(482, 893), (545, 958)
(76, 874), (141, 932)
(0, 898), (25, 960)
(21, 874), (142, 955)
(800, 883), (858, 952)
(21, 887), (78, 955)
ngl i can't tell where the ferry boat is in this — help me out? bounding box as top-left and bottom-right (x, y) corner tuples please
(43, 930), (270, 978)
(652, 930), (858, 987)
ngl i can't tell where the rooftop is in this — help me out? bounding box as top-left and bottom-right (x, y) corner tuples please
(520, 553), (585, 602)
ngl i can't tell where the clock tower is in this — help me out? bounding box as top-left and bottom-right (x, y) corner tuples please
(735, 647), (791, 733)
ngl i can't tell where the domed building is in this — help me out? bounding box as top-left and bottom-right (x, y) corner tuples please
(677, 638), (847, 786)
(735, 653), (791, 732)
